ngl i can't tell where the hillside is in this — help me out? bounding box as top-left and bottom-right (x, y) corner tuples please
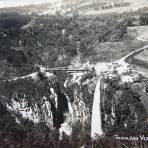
(0, 0), (148, 15)
(63, 0), (148, 15)
(0, 3), (148, 147)
(0, 11), (135, 79)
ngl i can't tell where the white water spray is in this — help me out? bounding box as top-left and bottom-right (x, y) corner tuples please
(67, 98), (74, 123)
(59, 95), (74, 138)
(90, 45), (148, 138)
(91, 78), (103, 137)
(90, 63), (108, 138)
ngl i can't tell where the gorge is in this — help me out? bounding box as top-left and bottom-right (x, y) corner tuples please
(0, 44), (147, 140)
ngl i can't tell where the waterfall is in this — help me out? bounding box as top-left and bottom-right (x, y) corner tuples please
(64, 94), (74, 123)
(91, 62), (107, 138)
(91, 78), (103, 138)
(67, 97), (74, 123)
(59, 95), (73, 138)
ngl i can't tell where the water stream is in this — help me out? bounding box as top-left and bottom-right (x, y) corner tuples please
(91, 77), (103, 137)
(91, 63), (109, 138)
(90, 45), (148, 138)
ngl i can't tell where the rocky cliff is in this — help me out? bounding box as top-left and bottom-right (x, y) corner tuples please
(0, 65), (93, 138)
(100, 61), (148, 136)
(0, 71), (73, 137)
(0, 61), (147, 139)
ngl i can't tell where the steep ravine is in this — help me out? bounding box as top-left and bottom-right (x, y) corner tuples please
(0, 47), (148, 139)
(100, 61), (148, 136)
(0, 71), (74, 137)
(65, 45), (148, 138)
(0, 67), (92, 138)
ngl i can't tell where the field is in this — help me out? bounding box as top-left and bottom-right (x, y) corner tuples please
(87, 39), (147, 63)
(127, 25), (148, 41)
(134, 48), (148, 64)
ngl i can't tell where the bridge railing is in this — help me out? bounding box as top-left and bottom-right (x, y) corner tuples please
(46, 68), (89, 73)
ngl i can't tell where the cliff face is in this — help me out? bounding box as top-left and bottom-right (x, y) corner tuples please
(0, 61), (147, 138)
(65, 61), (148, 137)
(100, 61), (148, 136)
(0, 65), (93, 138)
(0, 71), (73, 137)
(64, 72), (95, 135)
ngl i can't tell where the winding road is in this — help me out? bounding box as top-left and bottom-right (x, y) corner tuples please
(117, 44), (148, 63)
(117, 44), (148, 78)
(4, 43), (148, 82)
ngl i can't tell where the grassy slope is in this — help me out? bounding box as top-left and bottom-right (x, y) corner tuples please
(87, 39), (147, 63)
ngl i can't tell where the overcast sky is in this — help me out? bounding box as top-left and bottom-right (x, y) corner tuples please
(0, 0), (62, 8)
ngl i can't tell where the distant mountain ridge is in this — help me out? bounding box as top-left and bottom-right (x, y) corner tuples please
(0, 0), (61, 8)
(62, 0), (148, 15)
(0, 0), (148, 15)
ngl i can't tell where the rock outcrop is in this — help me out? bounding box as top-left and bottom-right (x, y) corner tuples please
(0, 60), (147, 138)
(100, 61), (148, 136)
(0, 71), (72, 136)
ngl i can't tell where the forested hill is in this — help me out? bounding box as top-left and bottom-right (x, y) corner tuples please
(0, 9), (148, 81)
(0, 12), (130, 79)
(0, 5), (148, 148)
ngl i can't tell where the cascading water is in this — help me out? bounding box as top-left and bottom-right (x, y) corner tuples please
(91, 77), (103, 137)
(67, 96), (74, 123)
(90, 63), (109, 138)
(59, 95), (73, 138)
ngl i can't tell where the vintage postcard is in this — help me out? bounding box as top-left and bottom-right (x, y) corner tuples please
(0, 0), (148, 147)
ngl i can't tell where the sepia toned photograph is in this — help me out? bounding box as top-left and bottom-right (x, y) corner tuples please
(0, 0), (148, 147)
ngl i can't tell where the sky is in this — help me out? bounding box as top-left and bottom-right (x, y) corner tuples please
(0, 0), (62, 8)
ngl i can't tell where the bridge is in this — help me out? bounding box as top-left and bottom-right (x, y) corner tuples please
(46, 67), (90, 73)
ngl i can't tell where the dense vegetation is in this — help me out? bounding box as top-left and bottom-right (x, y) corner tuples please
(0, 9), (148, 147)
(0, 11), (129, 79)
(139, 13), (148, 25)
(102, 77), (148, 137)
(0, 8), (148, 79)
